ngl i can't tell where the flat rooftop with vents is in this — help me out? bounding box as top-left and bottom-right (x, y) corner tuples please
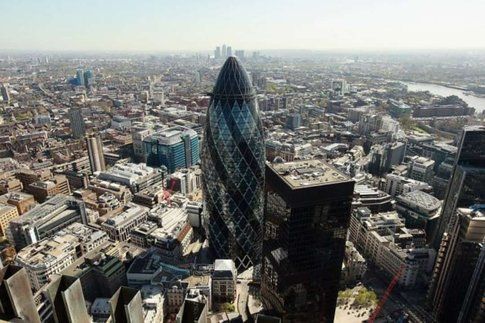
(268, 159), (349, 189)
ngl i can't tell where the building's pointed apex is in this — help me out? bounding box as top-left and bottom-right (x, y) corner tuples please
(213, 56), (254, 98)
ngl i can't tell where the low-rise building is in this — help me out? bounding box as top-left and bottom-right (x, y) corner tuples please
(211, 259), (237, 307)
(380, 173), (433, 197)
(101, 203), (149, 241)
(15, 223), (108, 291)
(0, 204), (19, 239)
(95, 163), (163, 194)
(8, 195), (88, 250)
(349, 208), (435, 288)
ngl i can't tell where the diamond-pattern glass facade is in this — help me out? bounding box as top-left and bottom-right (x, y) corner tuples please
(202, 57), (265, 270)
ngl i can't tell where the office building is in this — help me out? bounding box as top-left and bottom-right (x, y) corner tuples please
(211, 259), (237, 307)
(395, 190), (441, 242)
(215, 46), (221, 59)
(68, 107), (86, 138)
(144, 127), (199, 173)
(222, 44), (227, 57)
(388, 99), (412, 118)
(132, 128), (153, 163)
(76, 69), (85, 86)
(0, 83), (10, 103)
(0, 205), (18, 239)
(15, 223), (108, 291)
(235, 49), (245, 59)
(101, 203), (149, 241)
(227, 46), (232, 57)
(63, 251), (127, 302)
(353, 184), (394, 213)
(408, 156), (435, 182)
(26, 175), (71, 203)
(0, 191), (36, 215)
(0, 265), (41, 322)
(202, 56), (266, 270)
(381, 173), (432, 197)
(432, 126), (485, 249)
(176, 289), (208, 323)
(261, 160), (354, 322)
(95, 162), (163, 194)
(427, 207), (485, 323)
(8, 195), (88, 250)
(350, 208), (435, 288)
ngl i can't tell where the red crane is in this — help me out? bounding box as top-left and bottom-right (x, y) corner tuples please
(368, 265), (405, 323)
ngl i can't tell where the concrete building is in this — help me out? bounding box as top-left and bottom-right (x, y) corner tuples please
(211, 259), (237, 307)
(96, 162), (163, 194)
(349, 208), (436, 288)
(0, 191), (36, 215)
(86, 134), (106, 173)
(168, 166), (202, 195)
(68, 107), (86, 139)
(26, 175), (71, 203)
(101, 203), (149, 241)
(0, 205), (18, 239)
(381, 173), (432, 197)
(132, 128), (153, 163)
(15, 223), (108, 291)
(353, 184), (394, 213)
(8, 195), (88, 250)
(341, 241), (367, 285)
(63, 251), (126, 302)
(176, 289), (208, 323)
(408, 156), (435, 182)
(396, 190), (441, 242)
(427, 207), (485, 323)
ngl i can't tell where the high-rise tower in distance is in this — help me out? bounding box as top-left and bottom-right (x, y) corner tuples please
(202, 56), (265, 270)
(68, 107), (86, 138)
(261, 160), (354, 322)
(431, 125), (485, 249)
(86, 134), (106, 173)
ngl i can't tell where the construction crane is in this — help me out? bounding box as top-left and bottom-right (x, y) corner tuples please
(368, 265), (405, 323)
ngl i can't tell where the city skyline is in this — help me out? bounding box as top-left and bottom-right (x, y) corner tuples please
(2, 0), (485, 52)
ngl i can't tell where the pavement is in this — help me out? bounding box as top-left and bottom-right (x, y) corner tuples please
(360, 265), (434, 323)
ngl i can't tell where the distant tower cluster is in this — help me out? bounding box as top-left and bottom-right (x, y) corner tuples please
(71, 68), (94, 87)
(214, 44), (244, 59)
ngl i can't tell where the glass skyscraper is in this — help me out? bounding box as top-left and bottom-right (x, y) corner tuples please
(201, 57), (265, 270)
(144, 126), (199, 174)
(431, 125), (485, 249)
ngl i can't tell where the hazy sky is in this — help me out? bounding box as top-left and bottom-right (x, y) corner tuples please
(2, 0), (485, 52)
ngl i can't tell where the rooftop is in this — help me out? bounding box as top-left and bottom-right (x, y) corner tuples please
(269, 159), (349, 189)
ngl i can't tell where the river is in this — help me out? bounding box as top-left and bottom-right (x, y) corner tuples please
(402, 82), (485, 113)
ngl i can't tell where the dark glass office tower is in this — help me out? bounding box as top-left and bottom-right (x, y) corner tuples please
(432, 126), (485, 249)
(261, 160), (355, 322)
(201, 57), (265, 270)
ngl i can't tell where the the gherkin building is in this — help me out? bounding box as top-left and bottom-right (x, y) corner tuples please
(201, 56), (265, 270)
